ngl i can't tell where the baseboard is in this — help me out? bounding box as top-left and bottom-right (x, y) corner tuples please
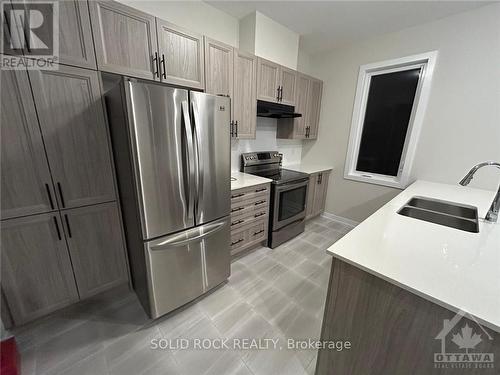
(321, 211), (359, 228)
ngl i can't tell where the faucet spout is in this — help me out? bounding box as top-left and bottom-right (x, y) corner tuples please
(458, 161), (500, 223)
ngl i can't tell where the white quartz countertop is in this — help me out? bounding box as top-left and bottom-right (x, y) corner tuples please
(285, 164), (333, 174)
(327, 180), (500, 332)
(231, 172), (272, 191)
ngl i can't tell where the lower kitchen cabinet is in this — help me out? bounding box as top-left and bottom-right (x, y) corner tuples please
(0, 213), (79, 326)
(230, 183), (270, 257)
(62, 202), (128, 299)
(306, 170), (331, 219)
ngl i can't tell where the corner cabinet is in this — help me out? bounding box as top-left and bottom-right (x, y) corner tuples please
(306, 170), (330, 219)
(89, 0), (158, 80)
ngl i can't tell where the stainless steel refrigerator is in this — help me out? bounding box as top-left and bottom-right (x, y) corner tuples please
(105, 76), (231, 318)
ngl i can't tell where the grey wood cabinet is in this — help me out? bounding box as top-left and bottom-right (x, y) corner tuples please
(204, 37), (233, 97)
(18, 0), (96, 69)
(0, 68), (57, 220)
(307, 78), (323, 139)
(0, 213), (79, 325)
(306, 170), (330, 219)
(62, 202), (128, 299)
(89, 0), (158, 80)
(28, 64), (116, 209)
(279, 66), (297, 106)
(156, 19), (205, 89)
(257, 58), (280, 103)
(276, 74), (323, 140)
(233, 49), (257, 139)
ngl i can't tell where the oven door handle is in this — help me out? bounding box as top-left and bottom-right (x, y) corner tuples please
(275, 179), (309, 192)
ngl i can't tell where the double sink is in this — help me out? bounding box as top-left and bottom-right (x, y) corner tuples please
(398, 196), (479, 233)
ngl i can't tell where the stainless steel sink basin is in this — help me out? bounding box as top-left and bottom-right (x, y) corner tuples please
(398, 196), (479, 233)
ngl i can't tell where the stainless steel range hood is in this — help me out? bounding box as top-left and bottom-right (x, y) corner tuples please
(257, 100), (302, 119)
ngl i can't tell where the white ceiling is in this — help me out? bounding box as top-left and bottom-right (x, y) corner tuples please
(206, 1), (491, 54)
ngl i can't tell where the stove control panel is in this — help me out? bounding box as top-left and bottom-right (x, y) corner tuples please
(241, 151), (281, 166)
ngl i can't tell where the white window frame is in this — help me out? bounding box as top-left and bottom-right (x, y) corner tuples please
(344, 51), (438, 189)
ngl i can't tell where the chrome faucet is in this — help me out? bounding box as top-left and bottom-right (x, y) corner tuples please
(459, 161), (500, 223)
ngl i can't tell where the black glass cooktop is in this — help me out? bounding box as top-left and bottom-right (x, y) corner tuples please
(250, 168), (309, 185)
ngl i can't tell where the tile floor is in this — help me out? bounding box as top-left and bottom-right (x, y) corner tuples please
(13, 216), (353, 375)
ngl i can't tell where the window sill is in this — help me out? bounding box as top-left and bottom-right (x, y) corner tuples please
(344, 172), (408, 189)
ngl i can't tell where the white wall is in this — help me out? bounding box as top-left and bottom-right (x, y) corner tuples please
(301, 4), (500, 222)
(231, 118), (303, 171)
(118, 1), (239, 47)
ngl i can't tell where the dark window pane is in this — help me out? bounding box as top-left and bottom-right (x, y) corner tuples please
(356, 68), (421, 176)
(278, 186), (307, 221)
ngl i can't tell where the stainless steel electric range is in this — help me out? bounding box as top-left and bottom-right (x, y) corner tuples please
(241, 151), (309, 248)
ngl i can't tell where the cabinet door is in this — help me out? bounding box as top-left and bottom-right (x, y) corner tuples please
(313, 171), (330, 216)
(21, 0), (96, 69)
(306, 174), (317, 220)
(157, 19), (205, 89)
(1, 213), (79, 325)
(89, 0), (158, 80)
(306, 78), (323, 139)
(293, 74), (310, 139)
(257, 58), (280, 102)
(233, 49), (257, 139)
(62, 202), (128, 299)
(28, 65), (116, 209)
(204, 37), (233, 97)
(280, 67), (297, 106)
(0, 69), (57, 220)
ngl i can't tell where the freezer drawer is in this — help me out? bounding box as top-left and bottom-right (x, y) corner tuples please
(145, 216), (230, 318)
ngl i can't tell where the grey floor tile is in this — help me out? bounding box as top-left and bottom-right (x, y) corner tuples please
(271, 301), (302, 336)
(258, 262), (289, 282)
(157, 304), (205, 340)
(59, 351), (109, 375)
(229, 312), (275, 341)
(205, 351), (252, 375)
(212, 301), (254, 337)
(249, 287), (291, 321)
(141, 352), (182, 375)
(243, 344), (308, 375)
(198, 285), (241, 319)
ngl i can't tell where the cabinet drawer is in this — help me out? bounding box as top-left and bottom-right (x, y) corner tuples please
(230, 229), (246, 252)
(247, 219), (268, 243)
(231, 184), (270, 204)
(230, 210), (269, 231)
(230, 194), (269, 215)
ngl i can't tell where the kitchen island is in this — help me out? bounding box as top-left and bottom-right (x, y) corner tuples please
(317, 180), (500, 374)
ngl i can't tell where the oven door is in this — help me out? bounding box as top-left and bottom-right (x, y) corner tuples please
(272, 179), (309, 230)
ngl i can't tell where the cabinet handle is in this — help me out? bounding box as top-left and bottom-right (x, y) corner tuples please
(45, 183), (55, 209)
(53, 216), (61, 241)
(254, 200), (266, 206)
(57, 182), (65, 208)
(231, 238), (244, 246)
(64, 214), (72, 238)
(230, 120), (234, 137)
(235, 121), (238, 138)
(161, 53), (166, 79)
(255, 188), (267, 192)
(306, 126), (310, 138)
(231, 219), (244, 226)
(276, 86), (280, 101)
(152, 52), (159, 78)
(254, 212), (266, 218)
(231, 207), (244, 213)
(231, 193), (245, 198)
(253, 229), (265, 236)
(279, 86), (283, 101)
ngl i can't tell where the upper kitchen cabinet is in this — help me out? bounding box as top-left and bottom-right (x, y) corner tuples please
(0, 69), (57, 220)
(257, 58), (297, 106)
(204, 37), (233, 97)
(279, 67), (297, 106)
(307, 78), (323, 139)
(156, 19), (205, 89)
(28, 64), (116, 209)
(257, 58), (280, 103)
(277, 74), (323, 140)
(233, 49), (257, 139)
(89, 0), (158, 80)
(1, 213), (79, 325)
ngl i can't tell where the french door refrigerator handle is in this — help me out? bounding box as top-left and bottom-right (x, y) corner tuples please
(181, 101), (195, 222)
(149, 220), (227, 250)
(191, 100), (203, 220)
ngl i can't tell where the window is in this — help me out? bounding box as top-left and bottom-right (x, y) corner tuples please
(344, 51), (437, 188)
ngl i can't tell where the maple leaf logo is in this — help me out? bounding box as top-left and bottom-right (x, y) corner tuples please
(452, 324), (482, 353)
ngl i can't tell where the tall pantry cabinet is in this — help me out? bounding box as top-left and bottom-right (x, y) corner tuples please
(0, 65), (128, 326)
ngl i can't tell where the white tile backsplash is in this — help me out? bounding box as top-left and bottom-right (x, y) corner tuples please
(231, 117), (303, 171)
